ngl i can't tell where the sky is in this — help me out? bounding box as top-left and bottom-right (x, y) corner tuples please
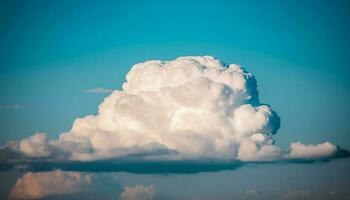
(0, 0), (350, 199)
(1, 0), (350, 150)
(1, 0), (350, 149)
(1, 159), (350, 200)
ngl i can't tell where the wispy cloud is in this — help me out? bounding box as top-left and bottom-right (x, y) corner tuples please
(85, 88), (114, 93)
(245, 189), (258, 195)
(0, 104), (24, 109)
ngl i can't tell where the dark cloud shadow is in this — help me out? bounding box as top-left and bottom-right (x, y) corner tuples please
(0, 159), (245, 174)
(1, 147), (349, 174)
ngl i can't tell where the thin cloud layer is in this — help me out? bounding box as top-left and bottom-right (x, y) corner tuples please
(1, 56), (347, 164)
(86, 88), (114, 93)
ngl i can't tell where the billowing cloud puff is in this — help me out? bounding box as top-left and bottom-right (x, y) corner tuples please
(1, 56), (344, 163)
(120, 185), (155, 200)
(57, 56), (280, 161)
(9, 170), (92, 199)
(18, 133), (52, 158)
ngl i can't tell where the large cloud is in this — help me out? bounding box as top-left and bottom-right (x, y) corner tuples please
(9, 170), (92, 199)
(1, 56), (345, 163)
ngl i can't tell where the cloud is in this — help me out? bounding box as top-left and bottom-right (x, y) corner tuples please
(0, 56), (347, 166)
(18, 133), (52, 158)
(278, 190), (311, 200)
(286, 142), (337, 159)
(245, 189), (258, 195)
(2, 160), (244, 174)
(86, 88), (114, 93)
(0, 105), (24, 109)
(9, 170), (92, 199)
(120, 185), (155, 200)
(42, 56), (281, 161)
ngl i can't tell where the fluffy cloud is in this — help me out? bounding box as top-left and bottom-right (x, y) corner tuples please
(1, 56), (344, 163)
(58, 56), (280, 161)
(120, 185), (155, 200)
(287, 142), (337, 159)
(18, 133), (52, 158)
(9, 170), (92, 199)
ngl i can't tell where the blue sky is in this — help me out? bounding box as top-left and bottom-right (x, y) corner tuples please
(1, 1), (350, 200)
(1, 0), (350, 150)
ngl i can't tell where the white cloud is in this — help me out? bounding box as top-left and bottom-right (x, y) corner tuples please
(56, 56), (281, 161)
(9, 170), (92, 199)
(287, 142), (337, 159)
(86, 88), (114, 93)
(120, 185), (155, 200)
(237, 139), (281, 161)
(1, 56), (344, 162)
(19, 133), (52, 158)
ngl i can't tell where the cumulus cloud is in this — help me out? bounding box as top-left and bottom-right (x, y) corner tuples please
(120, 185), (155, 200)
(55, 56), (280, 161)
(86, 88), (114, 93)
(286, 142), (338, 159)
(18, 133), (52, 158)
(9, 170), (92, 199)
(0, 56), (346, 164)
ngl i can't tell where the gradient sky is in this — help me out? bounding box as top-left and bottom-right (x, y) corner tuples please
(1, 1), (350, 200)
(1, 0), (350, 150)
